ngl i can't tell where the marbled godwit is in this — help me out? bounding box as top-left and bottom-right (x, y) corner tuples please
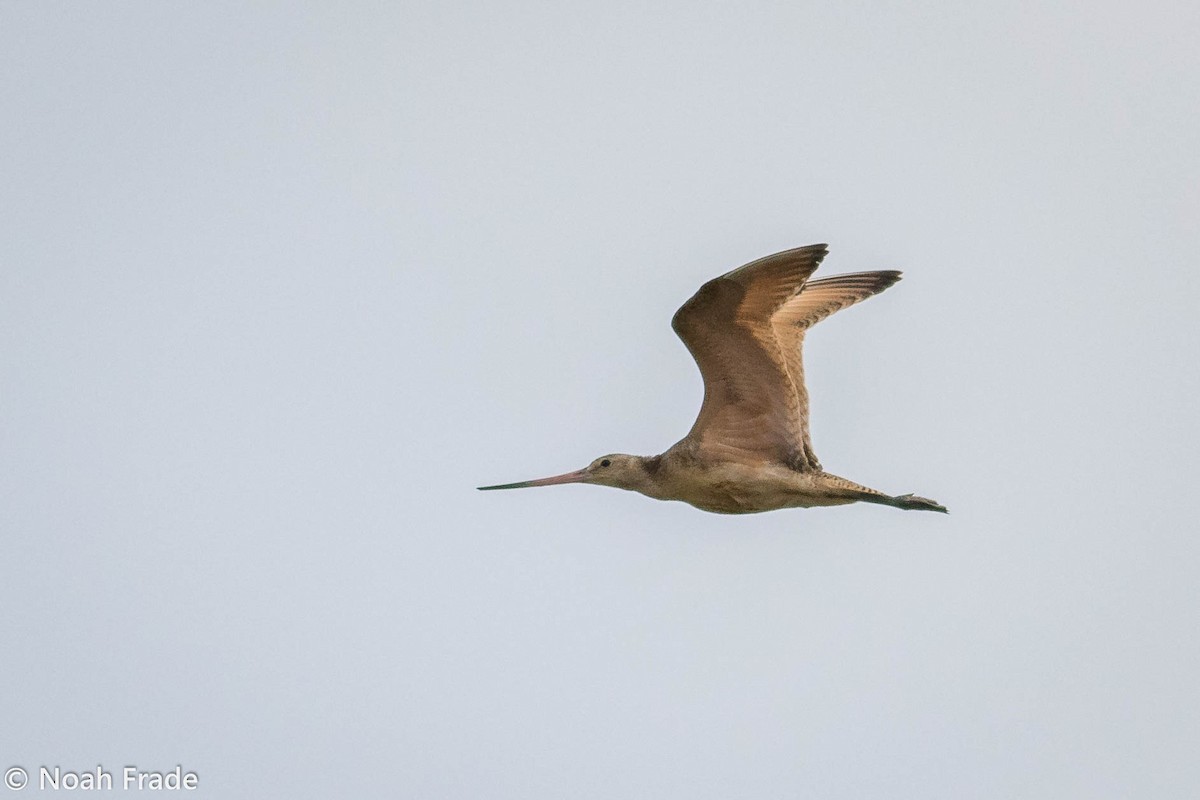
(479, 244), (946, 514)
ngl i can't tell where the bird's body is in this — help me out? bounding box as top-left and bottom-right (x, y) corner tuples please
(480, 244), (946, 515)
(603, 453), (903, 515)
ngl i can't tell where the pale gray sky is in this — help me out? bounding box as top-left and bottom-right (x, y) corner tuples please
(2, 2), (1198, 798)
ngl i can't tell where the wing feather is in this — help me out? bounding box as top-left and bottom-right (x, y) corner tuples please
(671, 245), (903, 470)
(771, 270), (903, 469)
(671, 245), (826, 465)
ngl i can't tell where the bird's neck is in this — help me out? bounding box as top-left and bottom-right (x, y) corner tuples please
(623, 454), (669, 499)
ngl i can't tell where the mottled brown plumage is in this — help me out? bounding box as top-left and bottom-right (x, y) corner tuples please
(480, 244), (946, 515)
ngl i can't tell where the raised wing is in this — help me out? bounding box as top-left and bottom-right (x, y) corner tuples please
(671, 245), (901, 470)
(671, 245), (827, 466)
(771, 270), (902, 469)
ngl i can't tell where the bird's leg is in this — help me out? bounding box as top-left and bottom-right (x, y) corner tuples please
(887, 493), (949, 513)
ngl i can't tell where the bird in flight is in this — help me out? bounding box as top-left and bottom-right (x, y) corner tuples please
(479, 244), (946, 514)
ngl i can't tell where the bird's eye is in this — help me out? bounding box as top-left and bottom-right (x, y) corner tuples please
(600, 459), (611, 467)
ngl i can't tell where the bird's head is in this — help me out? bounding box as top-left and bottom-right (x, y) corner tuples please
(478, 454), (652, 493)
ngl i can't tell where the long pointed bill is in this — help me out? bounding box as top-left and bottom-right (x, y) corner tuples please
(477, 468), (589, 491)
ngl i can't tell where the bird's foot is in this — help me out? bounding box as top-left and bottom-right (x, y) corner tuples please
(893, 493), (948, 513)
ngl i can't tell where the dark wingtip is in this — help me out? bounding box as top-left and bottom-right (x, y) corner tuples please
(877, 270), (903, 290)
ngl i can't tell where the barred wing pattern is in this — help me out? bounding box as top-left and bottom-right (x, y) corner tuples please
(672, 245), (900, 470)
